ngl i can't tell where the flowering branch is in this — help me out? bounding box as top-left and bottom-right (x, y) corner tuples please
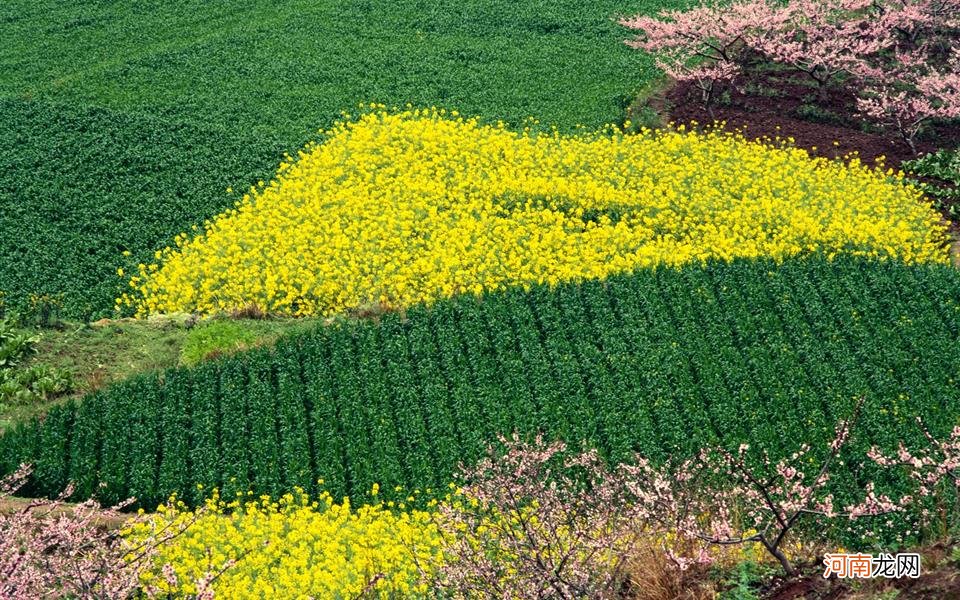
(622, 397), (916, 576)
(434, 433), (644, 599)
(619, 0), (791, 119)
(0, 464), (226, 599)
(868, 417), (960, 501)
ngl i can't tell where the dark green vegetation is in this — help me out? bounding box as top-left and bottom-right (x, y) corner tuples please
(3, 257), (959, 522)
(0, 0), (688, 319)
(904, 149), (960, 219)
(0, 99), (288, 321)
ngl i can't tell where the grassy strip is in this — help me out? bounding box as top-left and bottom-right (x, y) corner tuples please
(1, 315), (322, 430)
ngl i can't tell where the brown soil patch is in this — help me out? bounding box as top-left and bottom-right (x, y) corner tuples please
(0, 496), (130, 530)
(648, 73), (960, 226)
(760, 565), (960, 600)
(752, 542), (960, 600)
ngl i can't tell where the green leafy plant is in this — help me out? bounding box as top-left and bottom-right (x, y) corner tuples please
(0, 316), (72, 410)
(4, 256), (960, 523)
(718, 560), (763, 600)
(0, 316), (39, 368)
(0, 376), (32, 406)
(950, 545), (960, 567)
(20, 365), (73, 399)
(904, 149), (960, 184)
(904, 149), (960, 219)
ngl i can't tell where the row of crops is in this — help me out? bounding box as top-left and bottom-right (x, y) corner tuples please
(3, 256), (959, 510)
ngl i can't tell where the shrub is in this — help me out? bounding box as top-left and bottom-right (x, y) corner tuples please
(0, 317), (72, 411)
(0, 316), (38, 369)
(904, 148), (960, 215)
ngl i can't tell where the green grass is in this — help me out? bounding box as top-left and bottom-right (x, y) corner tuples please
(0, 314), (321, 430)
(179, 320), (259, 367)
(0, 0), (689, 319)
(4, 256), (959, 530)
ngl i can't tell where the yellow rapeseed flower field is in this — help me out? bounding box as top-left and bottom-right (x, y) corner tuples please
(125, 486), (810, 597)
(120, 105), (949, 317)
(124, 489), (443, 599)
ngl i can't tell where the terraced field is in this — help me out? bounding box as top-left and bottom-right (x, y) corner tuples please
(4, 1), (960, 597)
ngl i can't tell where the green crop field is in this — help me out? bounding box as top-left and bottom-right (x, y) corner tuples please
(0, 0), (687, 319)
(5, 1), (960, 594)
(4, 257), (958, 518)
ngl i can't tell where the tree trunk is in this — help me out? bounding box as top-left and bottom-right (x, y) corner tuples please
(760, 536), (796, 577)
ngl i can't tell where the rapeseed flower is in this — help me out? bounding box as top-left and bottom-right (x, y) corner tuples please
(125, 488), (442, 598)
(121, 107), (948, 317)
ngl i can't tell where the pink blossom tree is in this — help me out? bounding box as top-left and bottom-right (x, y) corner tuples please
(857, 50), (960, 154)
(434, 433), (644, 599)
(0, 465), (146, 599)
(0, 464), (225, 599)
(618, 0), (792, 119)
(620, 0), (960, 150)
(620, 400), (908, 576)
(751, 0), (886, 101)
(873, 0), (960, 49)
(868, 417), (960, 503)
(439, 398), (927, 586)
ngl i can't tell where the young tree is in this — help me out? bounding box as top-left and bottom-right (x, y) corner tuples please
(752, 0), (886, 101)
(434, 434), (645, 599)
(620, 400), (907, 576)
(439, 397), (922, 585)
(619, 0), (792, 119)
(857, 50), (960, 154)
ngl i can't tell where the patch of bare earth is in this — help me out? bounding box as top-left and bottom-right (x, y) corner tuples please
(757, 542), (960, 599)
(635, 74), (960, 230)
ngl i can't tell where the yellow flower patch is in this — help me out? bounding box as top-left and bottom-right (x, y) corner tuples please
(121, 106), (948, 317)
(124, 489), (442, 599)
